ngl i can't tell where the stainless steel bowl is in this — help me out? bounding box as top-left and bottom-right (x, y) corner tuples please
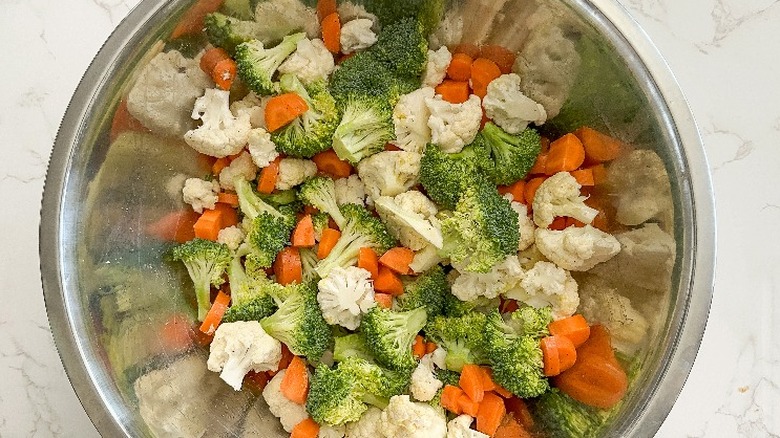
(41, 0), (715, 436)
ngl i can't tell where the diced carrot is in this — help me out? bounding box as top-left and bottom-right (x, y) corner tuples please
(110, 99), (147, 142)
(292, 215), (316, 248)
(266, 93), (309, 132)
(316, 228), (341, 259)
(540, 136), (551, 153)
(244, 371), (271, 394)
(378, 247), (415, 275)
(190, 322), (215, 347)
(441, 385), (466, 415)
(565, 217), (587, 228)
(494, 414), (532, 438)
(505, 397), (534, 430)
(274, 247), (303, 286)
(317, 0), (337, 22)
(374, 293), (393, 309)
(281, 356), (310, 405)
(497, 180), (526, 204)
(258, 157), (282, 194)
(479, 45), (516, 74)
(524, 177), (546, 206)
(470, 58), (502, 98)
(358, 247), (380, 279)
(322, 12), (341, 53)
(458, 393), (480, 417)
(213, 203), (239, 228)
(459, 364), (485, 403)
(493, 383), (513, 399)
(577, 325), (618, 363)
(553, 353), (628, 409)
(212, 157), (230, 176)
(412, 335), (426, 359)
(303, 205), (320, 215)
(476, 392), (506, 436)
(160, 313), (194, 354)
(171, 0), (223, 39)
(545, 133), (586, 175)
(426, 342), (438, 354)
(291, 418), (320, 438)
(570, 168), (595, 187)
(453, 43), (480, 59)
(574, 126), (624, 164)
(313, 149), (353, 179)
(548, 217), (568, 231)
(435, 80), (470, 104)
(199, 290), (231, 335)
(193, 209), (223, 241)
(479, 367), (496, 392)
(374, 266), (404, 296)
(217, 192), (240, 207)
(589, 164), (608, 185)
(548, 314), (591, 348)
(200, 47), (237, 90)
(541, 335), (577, 377)
(146, 210), (200, 243)
(528, 153), (547, 175)
(447, 53), (474, 81)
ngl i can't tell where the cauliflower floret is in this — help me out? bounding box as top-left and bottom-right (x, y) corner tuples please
(279, 38), (336, 84)
(276, 158), (317, 190)
(335, 174), (367, 206)
(451, 255), (525, 301)
(185, 88), (252, 158)
(317, 266), (376, 330)
(263, 369), (309, 432)
(254, 0), (320, 40)
(166, 173), (189, 203)
(504, 261), (579, 320)
(207, 321), (282, 390)
(230, 92), (268, 129)
(423, 47), (453, 88)
(430, 346), (448, 370)
(393, 87), (435, 153)
(219, 151), (258, 191)
(506, 195), (536, 251)
(345, 407), (384, 438)
(532, 172), (599, 228)
(320, 425), (346, 438)
(535, 225), (620, 272)
(247, 128), (280, 168)
(375, 191), (443, 251)
(483, 74), (547, 134)
(182, 177), (220, 213)
(447, 415), (489, 438)
(340, 19), (378, 54)
(607, 149), (673, 227)
(410, 354), (443, 402)
(410, 245), (445, 274)
(357, 151), (421, 200)
(579, 277), (649, 355)
(382, 395), (448, 438)
(425, 95), (482, 153)
(126, 50), (213, 138)
(217, 226), (245, 252)
(338, 1), (378, 27)
(518, 244), (549, 270)
(428, 7), (464, 50)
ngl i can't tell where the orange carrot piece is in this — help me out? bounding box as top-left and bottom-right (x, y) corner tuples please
(540, 136), (551, 153)
(281, 356), (310, 405)
(316, 228), (341, 259)
(470, 58), (502, 98)
(384, 143), (403, 152)
(548, 216), (568, 231)
(553, 353), (628, 409)
(200, 47), (229, 74)
(412, 335), (426, 359)
(458, 393), (480, 417)
(574, 126), (624, 163)
(374, 292), (393, 309)
(500, 298), (519, 314)
(317, 0), (337, 22)
(292, 215), (316, 248)
(200, 47), (237, 90)
(493, 384), (513, 399)
(258, 157), (282, 194)
(269, 344), (295, 376)
(160, 313), (194, 354)
(199, 290), (231, 335)
(110, 99), (147, 142)
(479, 367), (497, 392)
(313, 149), (353, 179)
(479, 45), (516, 74)
(378, 247), (415, 275)
(146, 210), (200, 243)
(476, 392), (506, 437)
(570, 168), (595, 187)
(497, 180), (526, 204)
(374, 266), (404, 296)
(435, 80), (470, 104)
(524, 176), (547, 205)
(441, 385), (466, 415)
(274, 247), (303, 286)
(577, 325), (618, 363)
(505, 397), (534, 430)
(213, 203), (239, 228)
(358, 247), (380, 279)
(291, 418), (320, 438)
(171, 0), (224, 39)
(529, 153), (547, 175)
(217, 192), (240, 207)
(447, 53), (474, 81)
(494, 415), (532, 438)
(266, 93), (309, 132)
(244, 370), (271, 394)
(545, 133), (586, 175)
(212, 157), (231, 176)
(541, 335), (577, 377)
(453, 43), (480, 59)
(548, 314), (591, 348)
(426, 342), (438, 354)
(459, 364), (485, 403)
(322, 12), (341, 53)
(194, 209), (223, 241)
(589, 164), (608, 185)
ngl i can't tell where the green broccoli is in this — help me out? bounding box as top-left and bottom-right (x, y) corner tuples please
(429, 368), (461, 408)
(298, 176), (346, 229)
(238, 212), (294, 269)
(360, 306), (427, 371)
(481, 123), (542, 185)
(394, 266), (448, 317)
(532, 389), (612, 438)
(507, 305), (554, 339)
(314, 204), (397, 278)
(424, 312), (490, 372)
(234, 178), (296, 225)
(369, 18), (428, 78)
(333, 332), (376, 363)
(418, 143), (491, 210)
(235, 33), (305, 96)
(362, 0), (444, 35)
(204, 12), (265, 54)
(439, 181), (520, 273)
(442, 293), (501, 317)
(272, 74), (340, 158)
(171, 239), (232, 321)
(258, 189), (299, 208)
(260, 281), (332, 360)
(220, 0), (257, 20)
(222, 256), (280, 323)
(311, 212), (330, 241)
(300, 248), (320, 282)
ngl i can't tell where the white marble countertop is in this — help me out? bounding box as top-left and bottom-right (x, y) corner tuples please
(1, 0), (778, 436)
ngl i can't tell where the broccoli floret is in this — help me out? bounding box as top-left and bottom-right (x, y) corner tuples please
(204, 12), (265, 54)
(273, 74), (340, 158)
(332, 97), (395, 164)
(315, 204), (397, 278)
(258, 189), (299, 207)
(300, 248), (320, 282)
(298, 176), (346, 229)
(311, 212), (330, 238)
(360, 307), (427, 371)
(435, 368), (461, 387)
(222, 257), (280, 323)
(363, 0), (444, 35)
(240, 212), (294, 268)
(395, 266), (448, 317)
(235, 33), (305, 96)
(333, 332), (376, 363)
(419, 143), (490, 210)
(532, 389), (612, 438)
(171, 239), (232, 321)
(261, 281), (332, 360)
(424, 312), (489, 372)
(439, 182), (520, 273)
(481, 123), (542, 185)
(234, 178), (296, 224)
(369, 18), (428, 77)
(442, 293), (500, 317)
(508, 305), (553, 339)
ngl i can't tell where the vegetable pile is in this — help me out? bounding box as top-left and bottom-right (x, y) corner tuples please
(115, 0), (676, 437)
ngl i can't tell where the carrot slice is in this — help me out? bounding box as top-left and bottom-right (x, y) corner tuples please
(426, 342), (438, 354)
(441, 385), (466, 415)
(291, 418), (320, 438)
(476, 392), (506, 436)
(266, 93), (309, 132)
(374, 266), (404, 296)
(292, 215), (316, 248)
(458, 393), (480, 417)
(528, 153), (547, 175)
(552, 354), (628, 409)
(494, 414), (532, 438)
(110, 99), (147, 142)
(435, 80), (470, 104)
(459, 364), (485, 403)
(270, 344), (294, 376)
(548, 314), (591, 348)
(505, 397), (534, 430)
(574, 126), (624, 164)
(146, 210), (200, 243)
(470, 58), (502, 98)
(479, 367), (497, 392)
(358, 247), (380, 279)
(589, 164), (608, 185)
(453, 43), (480, 59)
(545, 133), (586, 175)
(199, 290), (231, 335)
(217, 192), (240, 207)
(193, 209), (223, 241)
(541, 335), (577, 377)
(479, 45), (516, 74)
(274, 247), (303, 286)
(316, 228), (341, 259)
(447, 53), (474, 81)
(281, 356), (310, 405)
(374, 293), (393, 309)
(378, 247), (415, 275)
(244, 370), (271, 394)
(313, 149), (353, 179)
(412, 335), (426, 359)
(317, 0), (337, 22)
(322, 12), (341, 53)
(497, 180), (526, 204)
(258, 157), (282, 194)
(570, 168), (595, 187)
(524, 176), (547, 206)
(171, 0), (223, 38)
(212, 157), (230, 176)
(577, 325), (618, 363)
(213, 203), (239, 228)
(200, 47), (237, 90)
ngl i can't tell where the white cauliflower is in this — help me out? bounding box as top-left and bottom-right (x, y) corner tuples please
(217, 226), (246, 251)
(426, 95), (482, 153)
(263, 370), (310, 432)
(279, 38), (335, 84)
(607, 149), (673, 227)
(317, 266), (376, 330)
(356, 151), (422, 200)
(504, 261), (579, 320)
(381, 395), (448, 438)
(506, 195), (536, 251)
(253, 0), (320, 41)
(535, 225), (621, 272)
(375, 191), (443, 251)
(483, 74), (547, 134)
(345, 407), (384, 438)
(340, 19), (378, 54)
(430, 347), (448, 370)
(532, 172), (599, 228)
(247, 128), (280, 168)
(447, 415), (489, 438)
(451, 255), (525, 301)
(182, 177), (220, 213)
(320, 425), (346, 438)
(410, 354), (443, 402)
(231, 92), (268, 129)
(428, 6), (464, 49)
(126, 50), (212, 138)
(393, 87), (435, 153)
(579, 277), (649, 355)
(185, 88), (252, 158)
(219, 151), (259, 191)
(335, 174), (367, 206)
(165, 173), (189, 203)
(409, 244), (445, 274)
(207, 321), (282, 391)
(423, 47), (453, 87)
(338, 1), (378, 26)
(276, 158), (317, 190)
